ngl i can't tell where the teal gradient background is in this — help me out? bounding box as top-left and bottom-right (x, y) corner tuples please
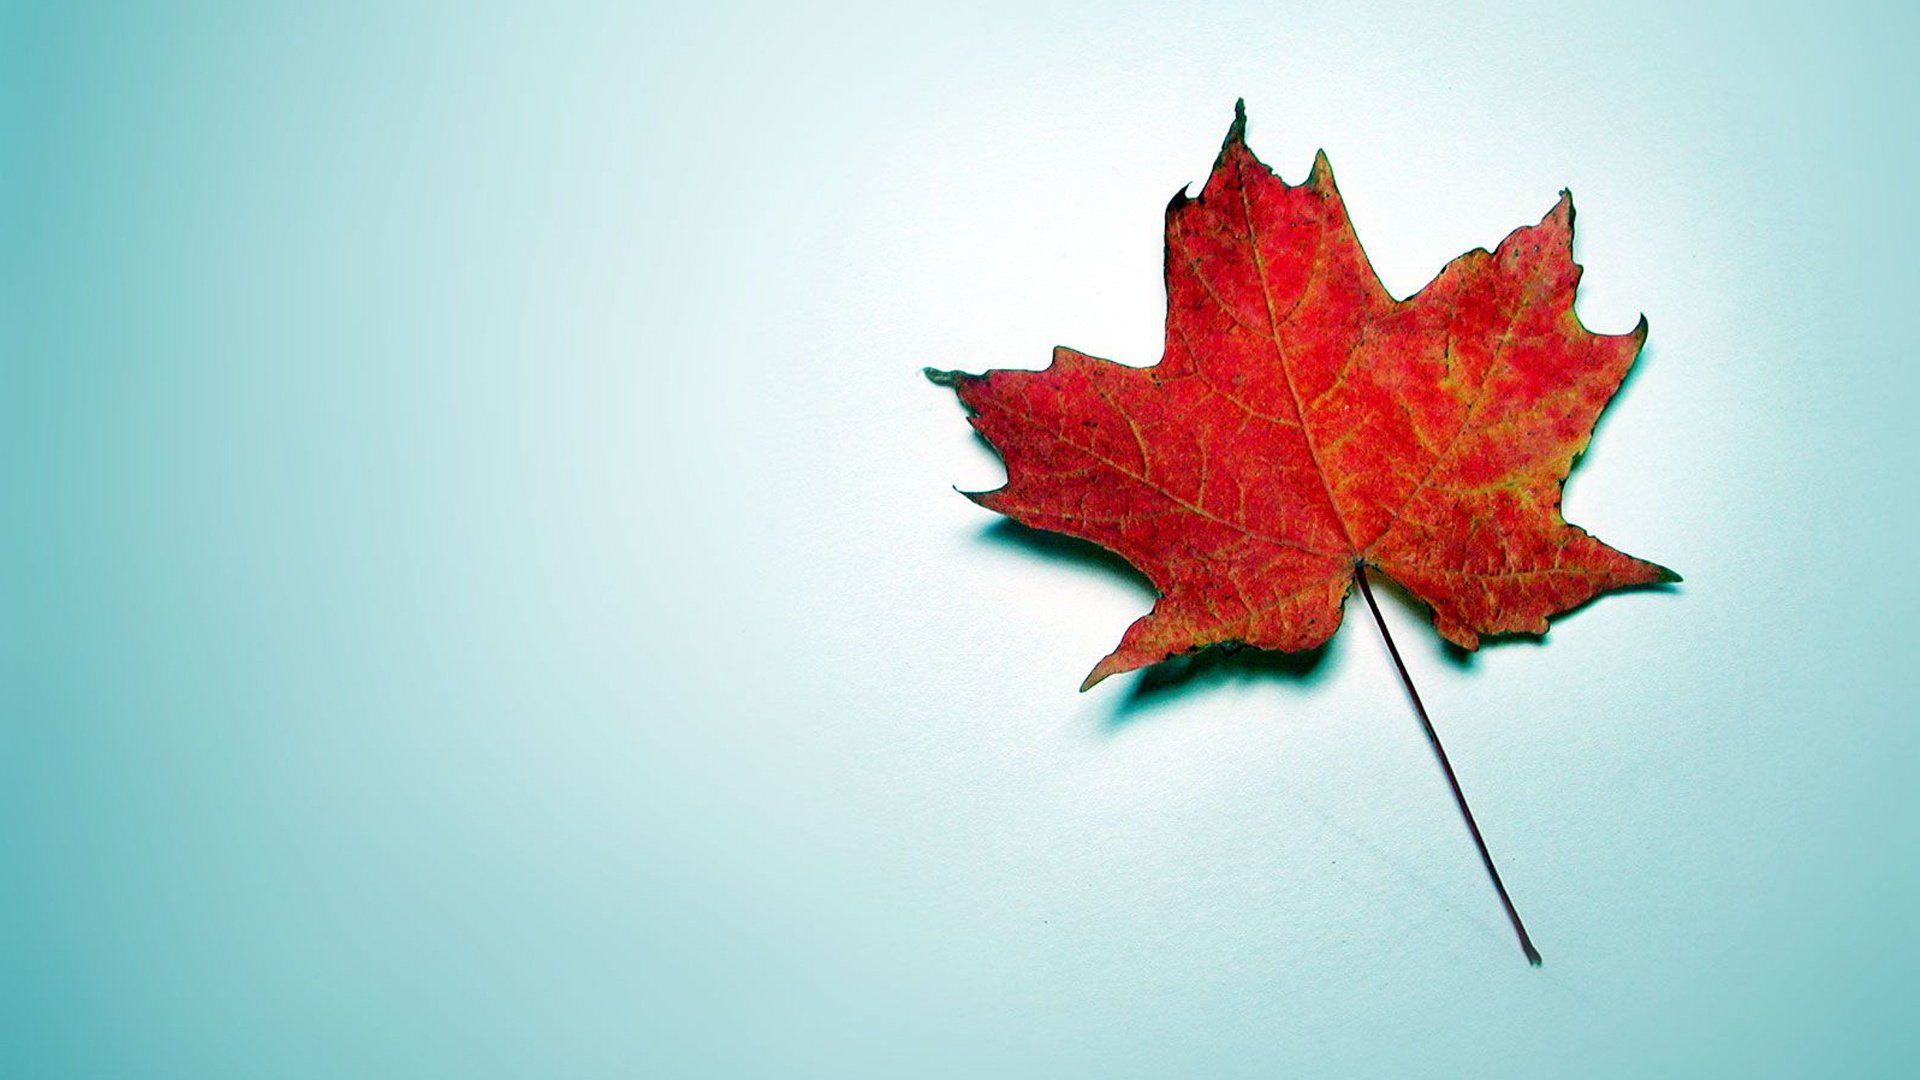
(4, 2), (1914, 1076)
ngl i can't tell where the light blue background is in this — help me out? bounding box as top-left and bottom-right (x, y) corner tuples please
(4, 2), (1914, 1076)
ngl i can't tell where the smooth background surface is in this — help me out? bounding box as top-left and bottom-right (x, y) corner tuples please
(4, 2), (1914, 1076)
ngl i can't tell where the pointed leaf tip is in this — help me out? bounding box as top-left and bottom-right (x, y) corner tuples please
(1223, 99), (1248, 148)
(1549, 189), (1575, 231)
(1309, 148), (1334, 188)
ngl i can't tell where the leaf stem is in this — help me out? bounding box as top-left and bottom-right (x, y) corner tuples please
(1354, 565), (1543, 967)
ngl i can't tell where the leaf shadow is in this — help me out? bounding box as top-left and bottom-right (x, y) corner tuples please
(978, 518), (1336, 732)
(1112, 641), (1332, 727)
(978, 517), (1153, 597)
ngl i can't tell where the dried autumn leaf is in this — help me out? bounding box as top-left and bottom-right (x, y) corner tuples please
(930, 102), (1676, 691)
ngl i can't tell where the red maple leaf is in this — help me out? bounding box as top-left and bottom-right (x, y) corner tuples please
(930, 103), (1676, 692)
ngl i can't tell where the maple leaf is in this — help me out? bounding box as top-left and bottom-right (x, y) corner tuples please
(930, 102), (1676, 691)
